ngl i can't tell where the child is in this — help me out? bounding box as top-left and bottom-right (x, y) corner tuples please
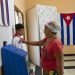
(12, 23), (25, 49)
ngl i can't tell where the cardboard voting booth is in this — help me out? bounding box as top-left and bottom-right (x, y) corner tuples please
(1, 45), (29, 75)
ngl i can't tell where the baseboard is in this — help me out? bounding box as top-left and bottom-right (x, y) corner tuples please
(64, 54), (75, 56)
(64, 59), (75, 61)
(64, 66), (75, 69)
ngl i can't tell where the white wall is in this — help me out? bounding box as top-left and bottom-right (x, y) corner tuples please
(0, 0), (15, 67)
(27, 6), (40, 66)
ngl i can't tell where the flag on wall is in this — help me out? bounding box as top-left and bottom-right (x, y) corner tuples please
(58, 13), (75, 45)
(0, 0), (10, 26)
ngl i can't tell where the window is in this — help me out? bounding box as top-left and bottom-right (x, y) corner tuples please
(14, 5), (25, 38)
(14, 5), (24, 25)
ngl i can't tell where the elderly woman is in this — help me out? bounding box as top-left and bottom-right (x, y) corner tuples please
(23, 21), (64, 75)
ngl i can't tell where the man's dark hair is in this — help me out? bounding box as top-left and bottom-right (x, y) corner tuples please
(15, 23), (24, 30)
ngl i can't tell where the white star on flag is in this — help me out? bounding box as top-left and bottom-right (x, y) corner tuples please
(66, 15), (70, 21)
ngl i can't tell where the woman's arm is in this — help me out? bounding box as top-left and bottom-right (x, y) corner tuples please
(22, 38), (47, 46)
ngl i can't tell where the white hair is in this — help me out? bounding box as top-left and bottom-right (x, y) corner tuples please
(45, 21), (61, 33)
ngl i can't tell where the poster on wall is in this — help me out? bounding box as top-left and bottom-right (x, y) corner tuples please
(37, 5), (57, 40)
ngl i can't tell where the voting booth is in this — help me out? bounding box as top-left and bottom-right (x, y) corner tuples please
(1, 45), (29, 75)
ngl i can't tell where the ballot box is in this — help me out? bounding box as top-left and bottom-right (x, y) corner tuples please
(1, 45), (29, 75)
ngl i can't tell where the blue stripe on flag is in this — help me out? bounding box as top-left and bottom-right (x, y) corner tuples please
(73, 15), (75, 45)
(67, 25), (70, 45)
(60, 15), (64, 44)
(5, 0), (9, 25)
(1, 0), (5, 25)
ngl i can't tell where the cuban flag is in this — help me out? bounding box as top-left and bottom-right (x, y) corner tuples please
(57, 13), (75, 45)
(0, 0), (10, 26)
